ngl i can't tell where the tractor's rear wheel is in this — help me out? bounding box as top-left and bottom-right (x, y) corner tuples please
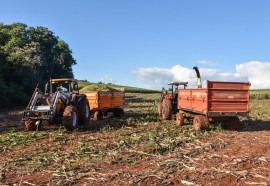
(162, 99), (172, 120)
(176, 113), (184, 127)
(25, 119), (42, 131)
(193, 115), (209, 130)
(78, 97), (90, 125)
(62, 105), (78, 131)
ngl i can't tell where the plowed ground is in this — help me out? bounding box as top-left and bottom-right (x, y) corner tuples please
(0, 93), (270, 185)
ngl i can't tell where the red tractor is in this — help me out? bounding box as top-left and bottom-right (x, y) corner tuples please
(158, 67), (200, 120)
(158, 82), (188, 120)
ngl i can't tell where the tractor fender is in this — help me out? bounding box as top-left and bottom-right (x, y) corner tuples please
(72, 94), (87, 107)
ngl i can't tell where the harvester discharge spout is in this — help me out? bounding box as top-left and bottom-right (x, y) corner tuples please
(193, 66), (202, 88)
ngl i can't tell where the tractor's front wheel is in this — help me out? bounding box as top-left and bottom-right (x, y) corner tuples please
(62, 105), (78, 131)
(25, 119), (42, 131)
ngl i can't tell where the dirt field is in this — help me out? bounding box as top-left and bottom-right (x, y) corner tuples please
(0, 93), (270, 185)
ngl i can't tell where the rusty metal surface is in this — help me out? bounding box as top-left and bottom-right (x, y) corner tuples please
(177, 81), (250, 116)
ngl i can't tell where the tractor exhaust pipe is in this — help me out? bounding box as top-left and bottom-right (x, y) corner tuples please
(193, 66), (202, 88)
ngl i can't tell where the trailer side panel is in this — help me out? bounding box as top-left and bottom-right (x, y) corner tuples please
(178, 81), (250, 117)
(84, 91), (125, 111)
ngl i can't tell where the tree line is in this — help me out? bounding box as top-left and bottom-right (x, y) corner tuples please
(0, 22), (76, 108)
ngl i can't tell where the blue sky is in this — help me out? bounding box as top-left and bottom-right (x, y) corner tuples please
(1, 0), (270, 89)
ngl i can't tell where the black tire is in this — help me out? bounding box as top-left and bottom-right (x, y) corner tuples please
(162, 99), (172, 120)
(113, 108), (124, 118)
(94, 111), (103, 121)
(176, 113), (184, 127)
(25, 119), (42, 131)
(78, 97), (90, 125)
(62, 105), (78, 131)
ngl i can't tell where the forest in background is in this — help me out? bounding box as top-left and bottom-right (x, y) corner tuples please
(0, 22), (76, 107)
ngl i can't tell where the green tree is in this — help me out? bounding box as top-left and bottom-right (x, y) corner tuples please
(0, 22), (76, 107)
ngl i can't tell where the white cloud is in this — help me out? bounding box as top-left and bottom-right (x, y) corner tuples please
(236, 61), (270, 89)
(197, 60), (217, 66)
(100, 75), (116, 84)
(132, 61), (270, 89)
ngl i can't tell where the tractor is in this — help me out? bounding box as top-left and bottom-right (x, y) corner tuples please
(158, 67), (201, 120)
(158, 82), (188, 120)
(22, 78), (90, 131)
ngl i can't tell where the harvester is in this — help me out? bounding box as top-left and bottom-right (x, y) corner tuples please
(22, 78), (90, 131)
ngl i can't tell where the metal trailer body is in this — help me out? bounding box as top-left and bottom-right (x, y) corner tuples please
(177, 81), (250, 130)
(83, 91), (125, 120)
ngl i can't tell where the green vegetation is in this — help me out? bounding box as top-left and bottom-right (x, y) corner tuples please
(0, 22), (76, 107)
(78, 80), (160, 93)
(80, 84), (121, 92)
(250, 89), (270, 100)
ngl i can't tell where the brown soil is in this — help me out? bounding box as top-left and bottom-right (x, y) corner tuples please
(0, 107), (270, 185)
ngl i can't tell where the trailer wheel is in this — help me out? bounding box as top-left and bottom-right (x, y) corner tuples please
(94, 111), (103, 121)
(113, 108), (124, 118)
(157, 102), (162, 117)
(193, 115), (209, 130)
(63, 105), (78, 131)
(78, 97), (90, 125)
(162, 99), (172, 120)
(176, 113), (184, 127)
(226, 117), (240, 130)
(25, 119), (42, 131)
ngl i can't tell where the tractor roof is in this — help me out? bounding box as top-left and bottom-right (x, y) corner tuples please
(51, 78), (78, 83)
(168, 82), (188, 86)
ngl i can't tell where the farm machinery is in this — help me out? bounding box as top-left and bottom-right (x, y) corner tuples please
(159, 67), (250, 131)
(158, 82), (188, 120)
(22, 78), (90, 131)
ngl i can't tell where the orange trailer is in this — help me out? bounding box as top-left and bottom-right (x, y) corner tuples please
(176, 81), (250, 130)
(83, 91), (125, 120)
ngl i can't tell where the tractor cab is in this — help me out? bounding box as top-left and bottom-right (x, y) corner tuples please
(162, 82), (188, 100)
(45, 78), (79, 97)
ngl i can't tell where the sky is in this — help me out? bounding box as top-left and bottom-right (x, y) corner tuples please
(1, 0), (270, 89)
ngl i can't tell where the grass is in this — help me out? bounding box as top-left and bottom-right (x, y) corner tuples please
(250, 89), (270, 100)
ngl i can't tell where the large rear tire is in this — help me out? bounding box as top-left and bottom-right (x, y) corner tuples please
(78, 97), (90, 126)
(63, 105), (78, 131)
(25, 119), (42, 131)
(162, 99), (172, 120)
